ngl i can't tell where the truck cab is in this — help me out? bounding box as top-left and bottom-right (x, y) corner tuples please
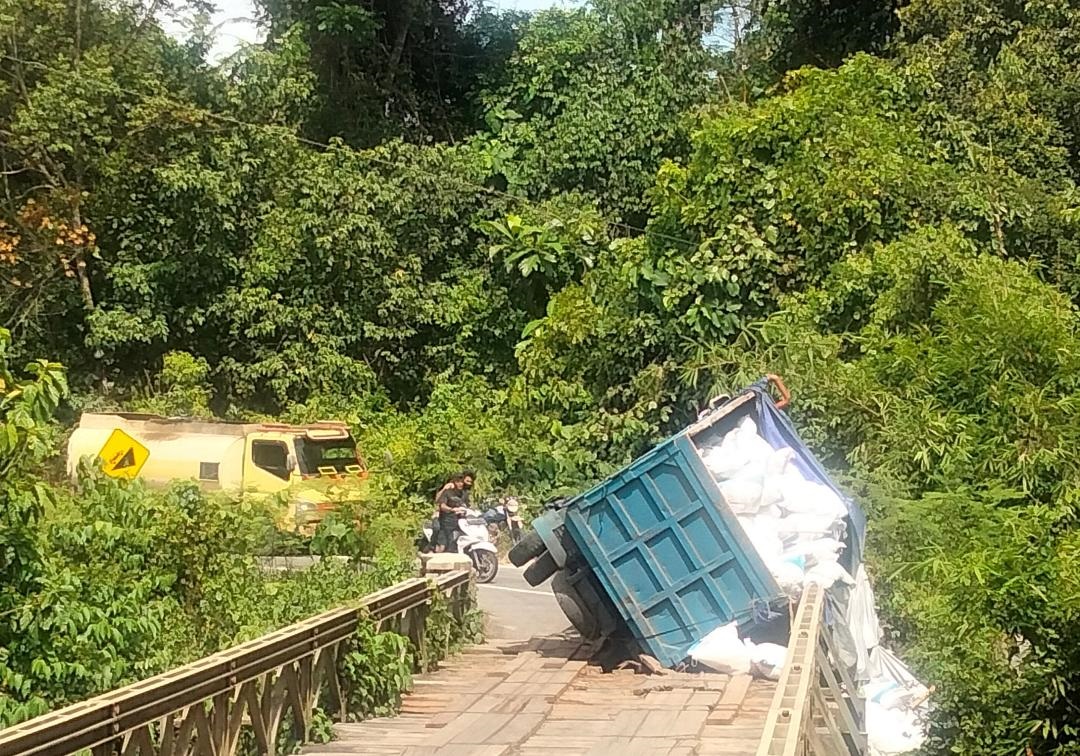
(67, 414), (369, 532)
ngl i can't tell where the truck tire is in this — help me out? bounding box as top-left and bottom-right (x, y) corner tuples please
(523, 551), (558, 586)
(509, 530), (545, 567)
(551, 571), (600, 639)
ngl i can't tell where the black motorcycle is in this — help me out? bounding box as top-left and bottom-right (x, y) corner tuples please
(480, 495), (525, 545)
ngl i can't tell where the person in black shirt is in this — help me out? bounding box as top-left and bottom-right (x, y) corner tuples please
(460, 469), (476, 507)
(435, 473), (467, 552)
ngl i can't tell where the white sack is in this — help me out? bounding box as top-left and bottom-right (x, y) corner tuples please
(867, 701), (926, 756)
(864, 648), (931, 756)
(770, 559), (806, 594)
(689, 622), (751, 675)
(703, 416), (773, 481)
(759, 503), (783, 519)
(777, 512), (840, 539)
(849, 565), (883, 681)
(738, 515), (784, 562)
(719, 475), (766, 515)
(779, 477), (848, 520)
(803, 561), (855, 589)
(734, 416), (775, 462)
(701, 440), (746, 480)
(744, 640), (787, 681)
(783, 538), (845, 567)
(760, 448), (796, 506)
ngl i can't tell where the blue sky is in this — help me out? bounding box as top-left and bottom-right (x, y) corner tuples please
(174, 0), (580, 61)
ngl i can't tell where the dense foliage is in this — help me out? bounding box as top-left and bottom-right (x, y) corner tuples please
(0, 337), (423, 727)
(5, 0), (1080, 751)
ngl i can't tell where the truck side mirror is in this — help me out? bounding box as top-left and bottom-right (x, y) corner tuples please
(287, 453), (297, 472)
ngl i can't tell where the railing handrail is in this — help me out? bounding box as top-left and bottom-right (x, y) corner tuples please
(757, 582), (825, 756)
(0, 570), (471, 756)
(756, 582), (867, 756)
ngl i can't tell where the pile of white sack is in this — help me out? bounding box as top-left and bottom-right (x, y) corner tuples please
(701, 416), (852, 597)
(686, 620), (787, 680)
(693, 416), (930, 755)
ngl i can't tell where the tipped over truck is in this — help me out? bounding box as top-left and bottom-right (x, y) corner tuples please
(510, 377), (934, 754)
(510, 376), (867, 667)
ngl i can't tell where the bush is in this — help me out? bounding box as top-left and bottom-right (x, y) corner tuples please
(1, 462), (416, 726)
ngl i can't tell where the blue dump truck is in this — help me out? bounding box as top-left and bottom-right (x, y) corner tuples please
(509, 376), (867, 668)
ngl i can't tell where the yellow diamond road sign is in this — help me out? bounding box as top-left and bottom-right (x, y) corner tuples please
(97, 429), (150, 480)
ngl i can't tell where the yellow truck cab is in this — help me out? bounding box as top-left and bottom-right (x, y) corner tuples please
(66, 413), (367, 531)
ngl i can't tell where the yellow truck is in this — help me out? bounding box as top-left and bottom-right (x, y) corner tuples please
(66, 412), (368, 530)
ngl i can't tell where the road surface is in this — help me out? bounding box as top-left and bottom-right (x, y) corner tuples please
(477, 564), (570, 639)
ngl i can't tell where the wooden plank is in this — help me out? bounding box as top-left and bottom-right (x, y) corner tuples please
(708, 675), (754, 725)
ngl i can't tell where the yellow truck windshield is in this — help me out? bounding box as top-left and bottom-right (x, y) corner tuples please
(295, 437), (364, 476)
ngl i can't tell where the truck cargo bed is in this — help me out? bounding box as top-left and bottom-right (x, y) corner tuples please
(561, 393), (786, 667)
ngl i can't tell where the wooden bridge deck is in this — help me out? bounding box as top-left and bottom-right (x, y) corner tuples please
(300, 634), (774, 756)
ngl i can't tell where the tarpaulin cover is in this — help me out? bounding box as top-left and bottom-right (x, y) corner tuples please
(746, 380), (867, 569)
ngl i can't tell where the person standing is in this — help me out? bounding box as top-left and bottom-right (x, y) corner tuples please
(435, 473), (466, 552)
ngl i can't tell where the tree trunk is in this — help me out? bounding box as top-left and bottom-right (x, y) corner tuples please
(383, 0), (416, 92)
(71, 202), (94, 310)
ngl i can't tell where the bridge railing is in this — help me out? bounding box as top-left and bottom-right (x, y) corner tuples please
(0, 570), (472, 756)
(756, 582), (868, 756)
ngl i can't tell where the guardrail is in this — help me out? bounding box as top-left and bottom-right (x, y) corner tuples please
(756, 582), (867, 756)
(0, 570), (472, 756)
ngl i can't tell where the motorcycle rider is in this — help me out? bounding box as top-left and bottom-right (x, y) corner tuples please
(435, 473), (467, 552)
(461, 469), (476, 506)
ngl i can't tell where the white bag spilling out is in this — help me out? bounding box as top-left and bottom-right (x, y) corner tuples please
(746, 641), (787, 681)
(690, 622), (789, 682)
(770, 558), (806, 595)
(783, 538), (845, 567)
(803, 560), (855, 589)
(848, 565), (883, 681)
(689, 622), (751, 675)
(863, 648), (931, 756)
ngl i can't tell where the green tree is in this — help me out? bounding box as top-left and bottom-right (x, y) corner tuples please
(0, 0), (222, 373)
(754, 0), (901, 70)
(480, 6), (718, 225)
(256, 0), (524, 146)
(898, 0), (1080, 183)
(0, 326), (67, 724)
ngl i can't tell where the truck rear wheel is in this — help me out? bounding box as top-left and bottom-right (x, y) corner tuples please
(523, 551), (558, 586)
(552, 571), (600, 639)
(509, 530), (545, 567)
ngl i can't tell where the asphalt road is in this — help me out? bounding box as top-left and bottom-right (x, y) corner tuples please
(476, 564), (571, 640)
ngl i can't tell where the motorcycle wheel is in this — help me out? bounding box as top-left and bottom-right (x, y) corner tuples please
(471, 550), (499, 584)
(508, 521), (524, 546)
